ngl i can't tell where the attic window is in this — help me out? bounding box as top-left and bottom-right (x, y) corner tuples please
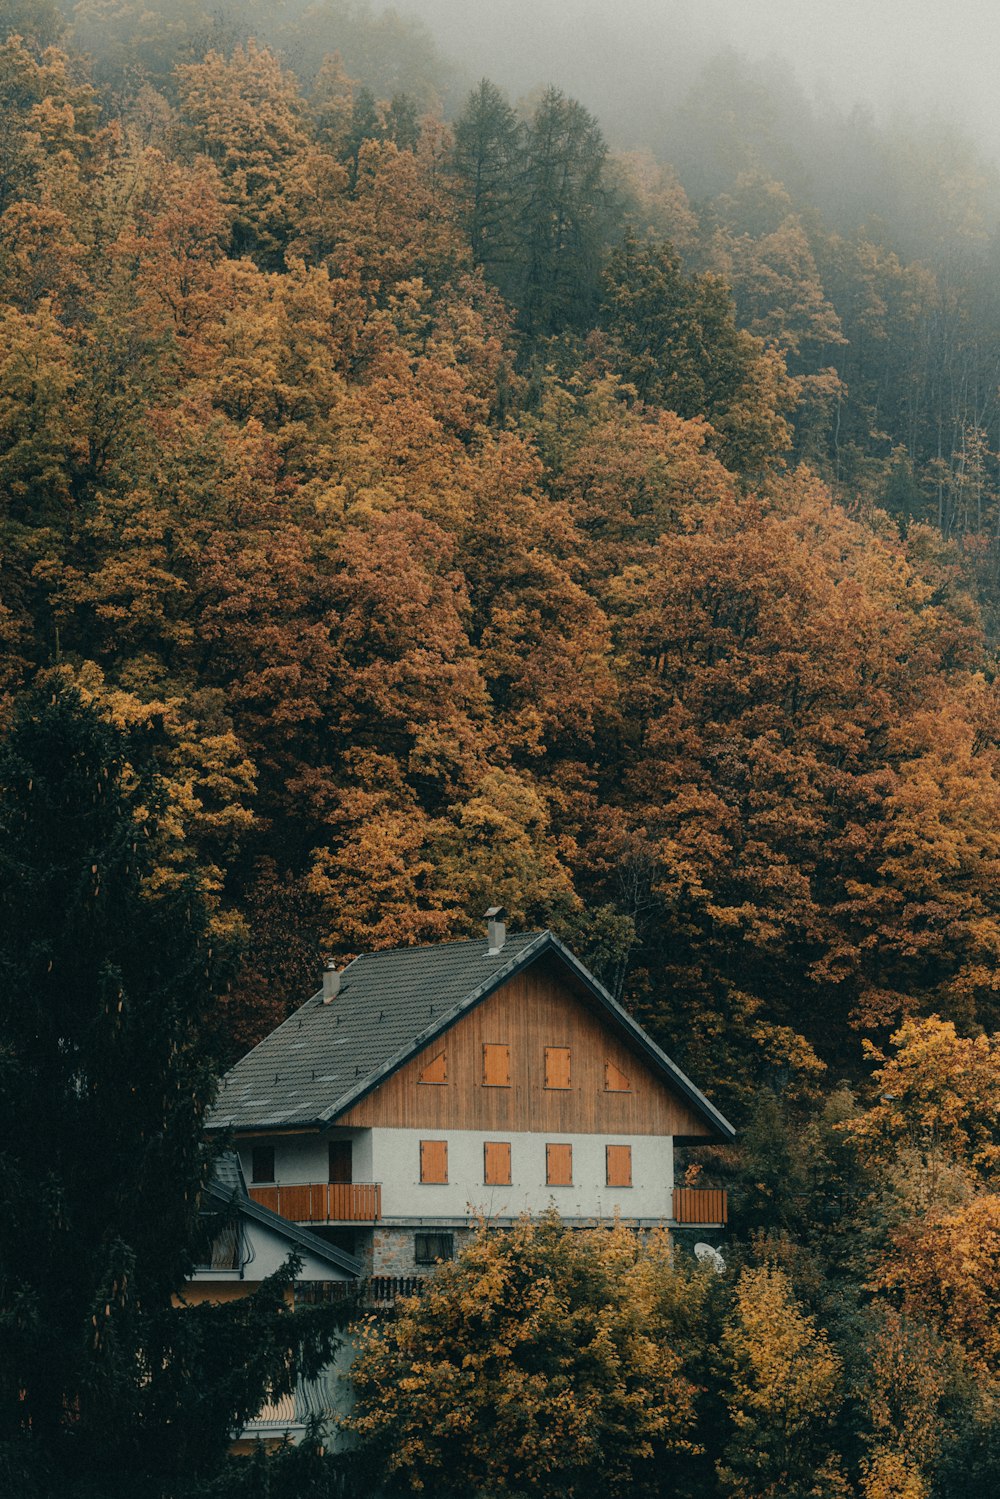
(418, 1050), (447, 1085)
(604, 1061), (631, 1093)
(482, 1043), (511, 1087)
(544, 1047), (571, 1089)
(251, 1145), (275, 1183)
(196, 1219), (241, 1272)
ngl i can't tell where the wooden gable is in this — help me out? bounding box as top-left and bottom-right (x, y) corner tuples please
(337, 959), (714, 1138)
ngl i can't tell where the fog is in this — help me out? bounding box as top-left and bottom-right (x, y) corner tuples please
(394, 0), (1000, 157)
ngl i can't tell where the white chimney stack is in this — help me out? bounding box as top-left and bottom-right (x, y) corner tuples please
(485, 906), (507, 956)
(322, 962), (341, 1003)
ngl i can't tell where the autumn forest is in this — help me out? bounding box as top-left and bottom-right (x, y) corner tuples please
(3, 0), (1000, 1493)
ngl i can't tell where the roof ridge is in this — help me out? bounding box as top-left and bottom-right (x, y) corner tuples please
(348, 929), (547, 962)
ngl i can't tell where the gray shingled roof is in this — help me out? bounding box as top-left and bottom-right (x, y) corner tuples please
(208, 930), (734, 1142)
(205, 1151), (362, 1277)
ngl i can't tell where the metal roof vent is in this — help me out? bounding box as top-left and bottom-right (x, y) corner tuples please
(485, 906), (507, 956)
(322, 962), (341, 1003)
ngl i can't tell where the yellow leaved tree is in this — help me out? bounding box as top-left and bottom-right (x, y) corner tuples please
(345, 1213), (706, 1499)
(718, 1265), (848, 1499)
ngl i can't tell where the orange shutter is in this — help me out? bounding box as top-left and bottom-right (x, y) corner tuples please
(482, 1043), (511, 1087)
(546, 1143), (573, 1186)
(484, 1141), (512, 1186)
(606, 1145), (632, 1188)
(419, 1139), (448, 1184)
(604, 1061), (631, 1092)
(544, 1047), (571, 1089)
(418, 1050), (447, 1085)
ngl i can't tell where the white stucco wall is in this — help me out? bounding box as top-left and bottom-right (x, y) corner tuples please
(189, 1214), (352, 1283)
(370, 1127), (674, 1222)
(237, 1130), (370, 1188)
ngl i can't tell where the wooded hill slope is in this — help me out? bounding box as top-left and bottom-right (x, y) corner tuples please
(2, 0), (1000, 1121)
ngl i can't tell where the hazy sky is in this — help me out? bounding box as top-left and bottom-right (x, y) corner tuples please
(395, 0), (1000, 150)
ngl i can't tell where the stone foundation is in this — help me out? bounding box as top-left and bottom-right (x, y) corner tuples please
(371, 1225), (475, 1275)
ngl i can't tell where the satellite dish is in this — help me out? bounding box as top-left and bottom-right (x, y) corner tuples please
(694, 1242), (726, 1273)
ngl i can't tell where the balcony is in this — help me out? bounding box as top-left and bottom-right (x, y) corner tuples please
(672, 1187), (728, 1227)
(249, 1181), (382, 1223)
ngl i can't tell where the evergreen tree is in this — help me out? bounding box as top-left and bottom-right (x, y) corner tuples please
(601, 231), (793, 471)
(386, 92), (419, 151)
(452, 78), (522, 292)
(345, 84), (382, 187)
(517, 86), (612, 334)
(0, 0), (63, 46)
(0, 680), (343, 1496)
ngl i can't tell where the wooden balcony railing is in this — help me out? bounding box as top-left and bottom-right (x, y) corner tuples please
(249, 1181), (381, 1223)
(672, 1187), (728, 1227)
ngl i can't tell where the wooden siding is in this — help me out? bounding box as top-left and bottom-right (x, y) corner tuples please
(339, 963), (713, 1137)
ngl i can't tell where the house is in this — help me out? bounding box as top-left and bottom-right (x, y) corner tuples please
(187, 1151), (361, 1302)
(185, 1151), (361, 1449)
(207, 911), (734, 1278)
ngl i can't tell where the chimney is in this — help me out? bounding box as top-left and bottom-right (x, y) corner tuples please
(485, 906), (507, 956)
(322, 962), (341, 1003)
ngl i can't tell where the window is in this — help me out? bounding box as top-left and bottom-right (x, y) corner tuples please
(484, 1141), (512, 1186)
(544, 1046), (571, 1089)
(251, 1145), (274, 1183)
(415, 1231), (454, 1264)
(328, 1140), (352, 1183)
(546, 1143), (573, 1186)
(418, 1050), (447, 1085)
(606, 1144), (633, 1188)
(482, 1043), (511, 1087)
(196, 1218), (241, 1271)
(604, 1061), (631, 1092)
(419, 1139), (448, 1183)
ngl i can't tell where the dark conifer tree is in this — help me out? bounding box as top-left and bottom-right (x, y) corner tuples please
(0, 680), (344, 1496)
(452, 78), (522, 293)
(517, 86), (611, 334)
(602, 231), (752, 414)
(345, 83), (382, 186)
(386, 92), (420, 151)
